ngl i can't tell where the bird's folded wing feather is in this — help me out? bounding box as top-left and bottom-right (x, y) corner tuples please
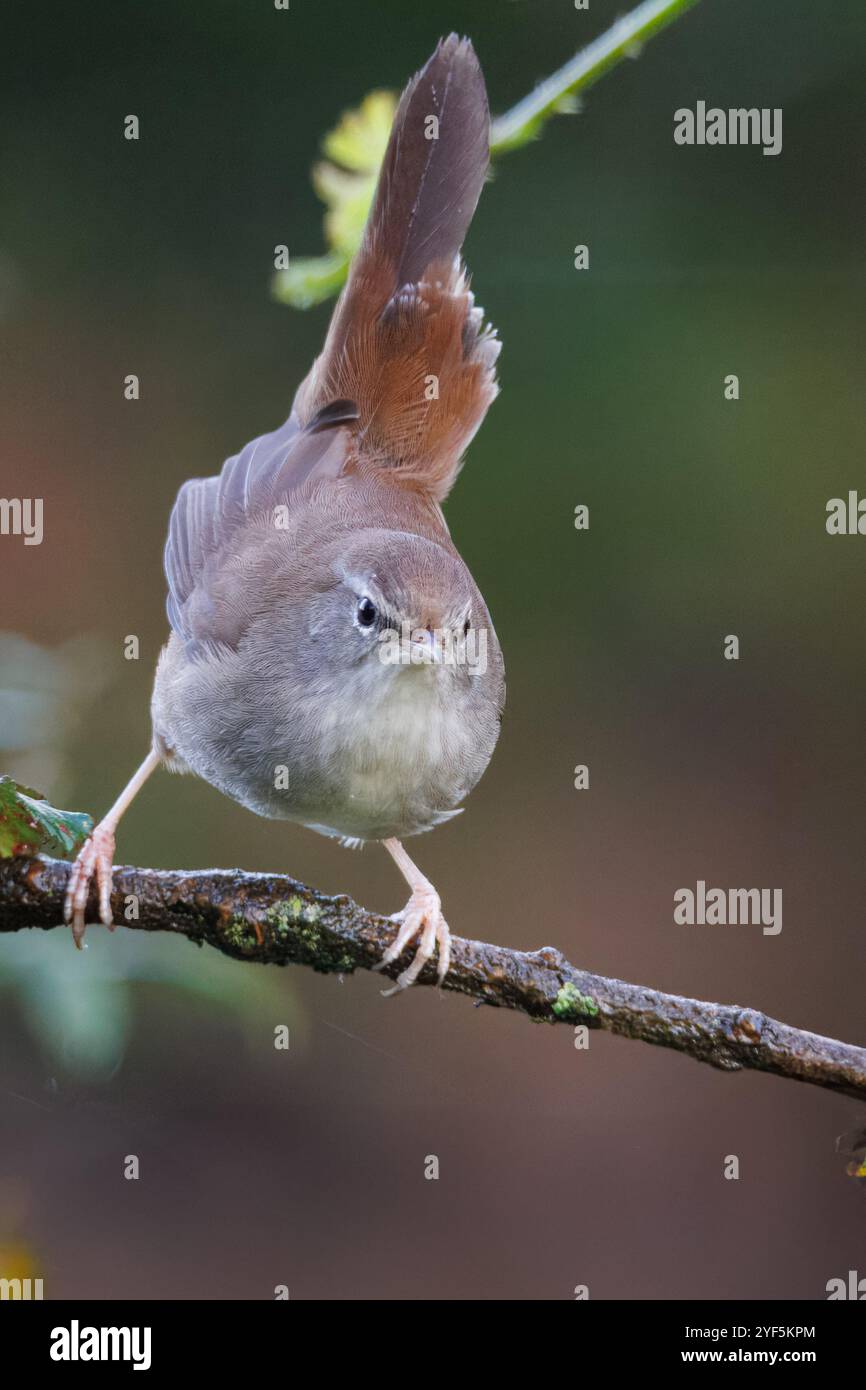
(164, 408), (354, 651)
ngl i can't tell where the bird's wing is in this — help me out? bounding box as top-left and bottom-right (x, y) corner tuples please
(164, 405), (355, 650)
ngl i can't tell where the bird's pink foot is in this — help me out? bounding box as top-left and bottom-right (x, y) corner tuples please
(375, 886), (451, 995)
(63, 821), (117, 949)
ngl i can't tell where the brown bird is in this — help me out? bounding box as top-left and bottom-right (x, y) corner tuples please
(65, 34), (504, 992)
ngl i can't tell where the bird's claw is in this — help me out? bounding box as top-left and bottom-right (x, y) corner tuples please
(375, 887), (451, 995)
(63, 822), (117, 948)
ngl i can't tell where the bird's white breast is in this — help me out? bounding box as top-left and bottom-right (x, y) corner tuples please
(309, 661), (458, 840)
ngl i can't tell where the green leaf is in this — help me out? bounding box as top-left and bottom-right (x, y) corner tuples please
(270, 89), (396, 310)
(271, 251), (352, 310)
(315, 89), (396, 258)
(0, 776), (92, 859)
(320, 88), (397, 174)
(313, 160), (377, 257)
(271, 89), (397, 310)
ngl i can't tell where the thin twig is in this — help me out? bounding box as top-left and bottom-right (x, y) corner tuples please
(491, 0), (703, 153)
(1, 855), (864, 1102)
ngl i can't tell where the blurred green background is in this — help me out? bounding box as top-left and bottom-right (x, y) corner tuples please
(1, 0), (865, 1298)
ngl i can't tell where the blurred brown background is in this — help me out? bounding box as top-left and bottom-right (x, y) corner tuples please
(1, 0), (865, 1298)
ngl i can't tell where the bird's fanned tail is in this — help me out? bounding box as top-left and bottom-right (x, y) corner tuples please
(294, 33), (500, 502)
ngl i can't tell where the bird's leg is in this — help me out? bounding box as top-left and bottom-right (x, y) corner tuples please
(63, 748), (161, 949)
(375, 838), (451, 995)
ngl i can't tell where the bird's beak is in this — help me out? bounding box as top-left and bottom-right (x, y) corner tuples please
(406, 629), (442, 665)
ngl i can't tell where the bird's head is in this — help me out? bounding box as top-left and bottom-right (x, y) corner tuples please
(301, 530), (494, 690)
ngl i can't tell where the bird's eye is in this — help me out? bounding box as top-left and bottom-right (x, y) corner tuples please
(356, 597), (378, 628)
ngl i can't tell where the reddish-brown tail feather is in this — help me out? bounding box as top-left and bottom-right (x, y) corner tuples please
(294, 34), (499, 503)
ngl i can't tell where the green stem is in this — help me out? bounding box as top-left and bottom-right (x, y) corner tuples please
(491, 0), (703, 154)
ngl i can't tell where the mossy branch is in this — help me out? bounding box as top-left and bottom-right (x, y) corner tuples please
(1, 855), (864, 1102)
